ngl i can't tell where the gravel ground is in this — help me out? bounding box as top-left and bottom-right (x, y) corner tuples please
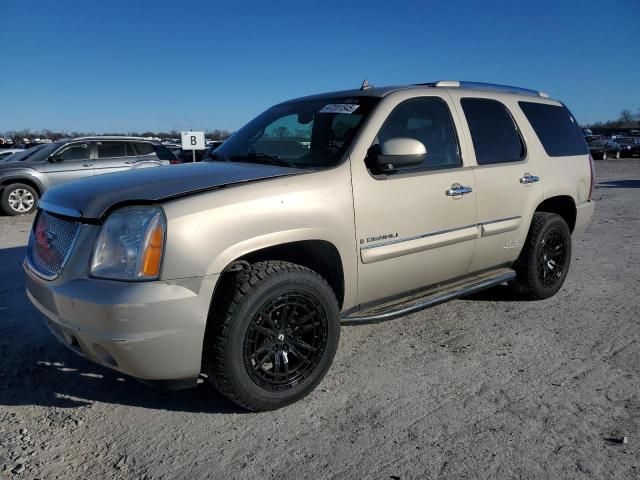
(0, 160), (639, 479)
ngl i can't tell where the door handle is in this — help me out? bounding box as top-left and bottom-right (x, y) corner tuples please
(82, 163), (93, 167)
(520, 173), (539, 184)
(445, 183), (473, 197)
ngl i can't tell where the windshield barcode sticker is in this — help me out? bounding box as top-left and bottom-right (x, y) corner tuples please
(319, 104), (360, 114)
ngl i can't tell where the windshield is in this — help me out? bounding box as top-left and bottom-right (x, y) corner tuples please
(211, 96), (379, 169)
(3, 143), (60, 162)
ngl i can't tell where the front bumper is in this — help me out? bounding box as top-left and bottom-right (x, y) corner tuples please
(574, 200), (595, 235)
(25, 262), (219, 382)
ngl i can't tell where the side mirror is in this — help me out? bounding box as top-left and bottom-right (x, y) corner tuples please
(367, 138), (426, 173)
(49, 154), (63, 163)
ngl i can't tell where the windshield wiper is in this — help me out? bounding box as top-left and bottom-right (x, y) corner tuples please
(228, 153), (297, 168)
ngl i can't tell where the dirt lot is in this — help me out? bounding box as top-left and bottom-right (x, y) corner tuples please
(0, 160), (638, 479)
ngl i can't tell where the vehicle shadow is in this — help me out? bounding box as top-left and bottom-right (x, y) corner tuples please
(596, 179), (640, 189)
(461, 284), (527, 302)
(0, 245), (245, 414)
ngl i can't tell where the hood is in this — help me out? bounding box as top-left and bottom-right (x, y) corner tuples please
(40, 161), (300, 220)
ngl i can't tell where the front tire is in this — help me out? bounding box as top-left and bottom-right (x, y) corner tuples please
(602, 151), (608, 160)
(512, 212), (572, 300)
(203, 261), (340, 411)
(614, 151), (621, 159)
(1, 183), (39, 216)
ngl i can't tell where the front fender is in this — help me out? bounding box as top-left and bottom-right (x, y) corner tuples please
(0, 168), (46, 193)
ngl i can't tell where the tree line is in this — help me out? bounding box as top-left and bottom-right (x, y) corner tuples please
(583, 108), (640, 129)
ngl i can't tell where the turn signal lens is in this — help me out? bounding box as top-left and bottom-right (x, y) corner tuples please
(141, 223), (164, 277)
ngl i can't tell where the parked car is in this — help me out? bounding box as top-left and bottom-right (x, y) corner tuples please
(0, 136), (176, 215)
(25, 81), (594, 411)
(588, 138), (621, 159)
(616, 137), (640, 158)
(0, 148), (24, 160)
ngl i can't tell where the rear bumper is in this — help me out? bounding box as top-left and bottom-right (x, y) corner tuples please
(24, 262), (218, 382)
(574, 200), (595, 235)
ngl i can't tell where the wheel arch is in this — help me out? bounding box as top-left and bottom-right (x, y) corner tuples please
(535, 195), (577, 232)
(219, 239), (346, 309)
(0, 176), (45, 196)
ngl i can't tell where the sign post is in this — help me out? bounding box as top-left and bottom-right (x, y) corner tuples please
(181, 131), (206, 162)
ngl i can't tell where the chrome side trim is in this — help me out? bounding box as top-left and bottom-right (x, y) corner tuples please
(480, 216), (522, 237)
(360, 216), (523, 259)
(342, 269), (516, 324)
(361, 223), (478, 250)
(38, 200), (83, 219)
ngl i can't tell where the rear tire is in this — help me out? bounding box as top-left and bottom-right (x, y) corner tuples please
(512, 212), (572, 300)
(614, 151), (621, 159)
(602, 151), (608, 160)
(1, 183), (39, 216)
(203, 261), (340, 411)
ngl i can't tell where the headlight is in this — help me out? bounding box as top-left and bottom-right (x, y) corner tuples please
(91, 206), (166, 280)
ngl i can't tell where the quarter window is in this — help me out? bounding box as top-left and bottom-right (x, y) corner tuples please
(97, 142), (126, 158)
(130, 142), (155, 156)
(519, 102), (587, 157)
(461, 98), (525, 165)
(375, 97), (461, 171)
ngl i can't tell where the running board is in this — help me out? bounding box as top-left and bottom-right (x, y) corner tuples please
(341, 268), (516, 325)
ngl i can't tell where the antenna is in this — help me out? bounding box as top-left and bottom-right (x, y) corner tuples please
(360, 79), (373, 90)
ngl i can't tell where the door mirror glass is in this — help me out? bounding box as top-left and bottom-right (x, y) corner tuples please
(367, 138), (426, 172)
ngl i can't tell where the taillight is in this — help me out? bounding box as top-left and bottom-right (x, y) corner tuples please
(588, 154), (595, 201)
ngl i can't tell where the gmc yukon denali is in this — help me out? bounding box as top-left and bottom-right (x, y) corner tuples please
(24, 81), (595, 411)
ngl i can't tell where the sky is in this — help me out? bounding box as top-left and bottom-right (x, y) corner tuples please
(1, 0), (639, 133)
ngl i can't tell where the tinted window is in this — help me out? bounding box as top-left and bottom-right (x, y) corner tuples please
(59, 143), (90, 161)
(131, 142), (154, 156)
(152, 144), (175, 160)
(519, 102), (588, 157)
(461, 98), (525, 165)
(376, 97), (461, 171)
(97, 141), (125, 158)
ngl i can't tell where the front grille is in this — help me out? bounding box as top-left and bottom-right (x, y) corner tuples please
(27, 211), (80, 279)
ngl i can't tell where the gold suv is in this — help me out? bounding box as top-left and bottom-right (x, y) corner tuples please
(24, 81), (595, 410)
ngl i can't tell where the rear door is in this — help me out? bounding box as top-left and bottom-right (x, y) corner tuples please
(94, 140), (130, 176)
(43, 142), (94, 187)
(449, 94), (544, 272)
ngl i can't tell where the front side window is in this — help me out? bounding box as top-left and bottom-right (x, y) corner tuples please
(58, 143), (90, 161)
(374, 97), (461, 171)
(461, 98), (525, 165)
(212, 96), (379, 169)
(130, 142), (155, 156)
(97, 141), (126, 159)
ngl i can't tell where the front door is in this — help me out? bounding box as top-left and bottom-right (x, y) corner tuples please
(350, 93), (478, 305)
(43, 142), (94, 188)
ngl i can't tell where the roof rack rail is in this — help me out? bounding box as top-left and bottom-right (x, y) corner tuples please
(418, 80), (548, 98)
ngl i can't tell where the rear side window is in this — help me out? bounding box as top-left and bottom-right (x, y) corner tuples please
(519, 102), (588, 157)
(461, 98), (525, 165)
(97, 141), (126, 158)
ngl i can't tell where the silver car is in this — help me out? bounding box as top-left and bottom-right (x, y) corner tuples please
(0, 137), (176, 215)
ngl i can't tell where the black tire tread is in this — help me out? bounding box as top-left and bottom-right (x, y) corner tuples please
(202, 260), (335, 411)
(513, 212), (567, 300)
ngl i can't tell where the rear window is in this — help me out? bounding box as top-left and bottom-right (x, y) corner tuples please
(519, 102), (588, 157)
(460, 98), (525, 165)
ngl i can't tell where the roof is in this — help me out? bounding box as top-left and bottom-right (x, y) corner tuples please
(69, 136), (161, 143)
(283, 80), (554, 104)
